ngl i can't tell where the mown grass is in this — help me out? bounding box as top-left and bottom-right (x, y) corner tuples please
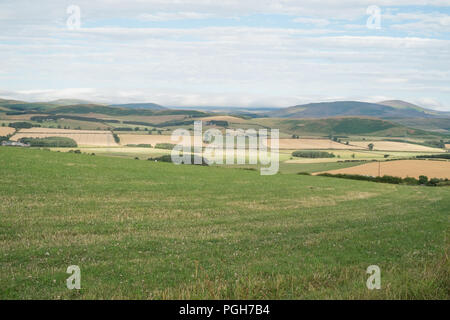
(0, 147), (448, 299)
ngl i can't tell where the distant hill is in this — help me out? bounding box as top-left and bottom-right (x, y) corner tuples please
(0, 98), (205, 116)
(0, 98), (26, 106)
(47, 104), (207, 117)
(267, 101), (448, 119)
(109, 103), (166, 110)
(0, 98), (79, 111)
(256, 117), (433, 137)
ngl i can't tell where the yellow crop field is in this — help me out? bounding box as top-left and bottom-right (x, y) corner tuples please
(11, 128), (117, 146)
(315, 160), (450, 179)
(0, 127), (15, 136)
(118, 134), (200, 146)
(269, 138), (362, 150)
(349, 141), (444, 152)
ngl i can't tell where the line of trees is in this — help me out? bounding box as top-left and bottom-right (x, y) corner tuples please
(317, 173), (450, 187)
(292, 151), (335, 158)
(18, 137), (78, 147)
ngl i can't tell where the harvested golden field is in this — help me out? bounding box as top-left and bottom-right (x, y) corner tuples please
(118, 134), (200, 146)
(0, 127), (15, 136)
(350, 141), (444, 152)
(11, 128), (117, 146)
(200, 115), (248, 123)
(269, 138), (362, 150)
(315, 160), (450, 179)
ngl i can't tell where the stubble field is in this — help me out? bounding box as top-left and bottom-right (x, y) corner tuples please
(0, 127), (15, 136)
(315, 160), (450, 179)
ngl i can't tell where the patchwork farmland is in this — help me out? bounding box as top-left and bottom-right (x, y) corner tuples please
(11, 128), (117, 147)
(0, 99), (449, 301)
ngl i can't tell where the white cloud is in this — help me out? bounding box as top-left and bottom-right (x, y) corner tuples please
(293, 17), (330, 27)
(0, 1), (449, 109)
(384, 11), (450, 34)
(138, 12), (214, 21)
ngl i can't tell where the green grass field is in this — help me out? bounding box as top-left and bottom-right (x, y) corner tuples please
(0, 147), (448, 299)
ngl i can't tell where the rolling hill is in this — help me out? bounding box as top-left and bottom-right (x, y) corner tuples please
(110, 102), (166, 110)
(0, 98), (208, 117)
(255, 117), (433, 137)
(0, 98), (26, 106)
(47, 104), (207, 117)
(267, 101), (448, 119)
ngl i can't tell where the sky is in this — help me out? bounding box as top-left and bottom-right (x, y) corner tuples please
(0, 0), (449, 110)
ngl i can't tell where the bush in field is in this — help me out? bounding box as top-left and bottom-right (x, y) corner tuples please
(112, 133), (120, 143)
(206, 120), (228, 127)
(416, 154), (450, 160)
(113, 127), (133, 131)
(126, 144), (152, 148)
(419, 175), (428, 185)
(155, 143), (176, 150)
(19, 137), (78, 147)
(8, 122), (33, 129)
(148, 154), (208, 165)
(0, 135), (12, 143)
(403, 177), (419, 185)
(427, 178), (440, 186)
(292, 151), (335, 158)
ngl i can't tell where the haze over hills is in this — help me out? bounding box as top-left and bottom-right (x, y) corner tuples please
(1, 96), (449, 136)
(1, 97), (449, 122)
(47, 99), (99, 106)
(377, 100), (427, 111)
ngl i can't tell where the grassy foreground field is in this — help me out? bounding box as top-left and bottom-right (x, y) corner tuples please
(0, 147), (449, 299)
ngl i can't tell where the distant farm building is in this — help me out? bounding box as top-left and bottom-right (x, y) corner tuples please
(1, 141), (30, 147)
